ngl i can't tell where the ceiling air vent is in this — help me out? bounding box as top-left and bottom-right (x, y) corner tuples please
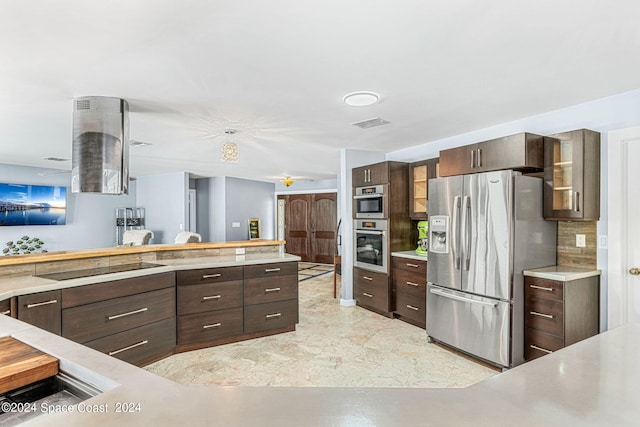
(351, 117), (390, 129)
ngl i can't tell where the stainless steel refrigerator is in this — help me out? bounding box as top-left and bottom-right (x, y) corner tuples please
(426, 170), (556, 368)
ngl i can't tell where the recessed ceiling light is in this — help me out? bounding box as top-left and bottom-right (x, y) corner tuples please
(343, 91), (380, 107)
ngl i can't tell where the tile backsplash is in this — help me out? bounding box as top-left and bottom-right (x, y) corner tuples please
(556, 221), (597, 269)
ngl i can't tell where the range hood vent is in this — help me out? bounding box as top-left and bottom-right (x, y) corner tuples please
(71, 96), (129, 194)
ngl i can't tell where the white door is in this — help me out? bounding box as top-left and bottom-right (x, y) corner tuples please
(608, 127), (640, 327)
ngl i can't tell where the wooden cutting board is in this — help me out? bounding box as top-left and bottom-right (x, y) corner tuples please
(0, 336), (59, 394)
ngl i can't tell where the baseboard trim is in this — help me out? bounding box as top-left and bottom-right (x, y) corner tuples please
(340, 298), (356, 307)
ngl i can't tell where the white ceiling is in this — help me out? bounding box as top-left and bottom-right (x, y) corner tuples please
(2, 1), (640, 184)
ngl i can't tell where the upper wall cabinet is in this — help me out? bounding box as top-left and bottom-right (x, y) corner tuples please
(544, 129), (600, 221)
(352, 162), (390, 187)
(438, 133), (544, 177)
(409, 158), (439, 220)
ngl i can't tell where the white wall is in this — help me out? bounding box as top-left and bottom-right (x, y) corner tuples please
(386, 87), (640, 331)
(225, 177), (275, 241)
(136, 171), (188, 244)
(0, 163), (137, 251)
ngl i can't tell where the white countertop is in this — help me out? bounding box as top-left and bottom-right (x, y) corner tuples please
(523, 265), (601, 281)
(0, 253), (300, 301)
(1, 313), (638, 426)
(391, 250), (428, 262)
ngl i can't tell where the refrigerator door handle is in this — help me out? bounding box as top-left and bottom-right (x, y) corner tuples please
(463, 195), (472, 271)
(430, 288), (498, 307)
(452, 196), (461, 269)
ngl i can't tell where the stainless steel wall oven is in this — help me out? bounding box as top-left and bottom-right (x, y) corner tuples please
(353, 219), (388, 273)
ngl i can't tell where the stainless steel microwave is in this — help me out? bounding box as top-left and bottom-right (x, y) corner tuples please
(353, 185), (386, 218)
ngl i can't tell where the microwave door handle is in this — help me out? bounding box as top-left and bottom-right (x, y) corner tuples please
(463, 195), (472, 271)
(452, 196), (461, 269)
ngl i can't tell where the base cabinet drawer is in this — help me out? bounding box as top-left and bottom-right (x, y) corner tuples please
(244, 275), (298, 305)
(84, 317), (176, 367)
(62, 287), (176, 343)
(177, 280), (243, 315)
(354, 280), (390, 313)
(176, 266), (243, 286)
(392, 269), (427, 299)
(177, 308), (244, 345)
(392, 257), (427, 275)
(17, 290), (61, 335)
(393, 291), (426, 328)
(1, 298), (12, 317)
(244, 262), (297, 279)
(525, 297), (564, 337)
(244, 299), (298, 334)
(524, 328), (564, 361)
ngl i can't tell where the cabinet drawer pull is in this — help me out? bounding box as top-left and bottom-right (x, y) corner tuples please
(26, 299), (58, 309)
(265, 287), (281, 293)
(265, 312), (282, 319)
(406, 305), (420, 311)
(265, 268), (281, 273)
(202, 273), (222, 279)
(406, 281), (420, 287)
(362, 292), (374, 298)
(406, 263), (419, 268)
(108, 307), (148, 320)
(203, 323), (222, 329)
(530, 311), (554, 319)
(529, 284), (554, 292)
(202, 295), (222, 300)
(362, 276), (373, 281)
(109, 340), (148, 356)
(529, 344), (553, 354)
(1, 310), (10, 315)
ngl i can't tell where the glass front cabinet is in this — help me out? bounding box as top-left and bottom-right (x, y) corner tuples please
(544, 129), (600, 221)
(409, 158), (439, 220)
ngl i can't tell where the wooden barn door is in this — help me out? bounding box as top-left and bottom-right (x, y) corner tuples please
(278, 193), (337, 263)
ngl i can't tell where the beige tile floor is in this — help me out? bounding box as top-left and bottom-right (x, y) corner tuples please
(145, 270), (499, 388)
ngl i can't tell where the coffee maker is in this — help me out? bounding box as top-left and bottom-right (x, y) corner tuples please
(416, 220), (428, 256)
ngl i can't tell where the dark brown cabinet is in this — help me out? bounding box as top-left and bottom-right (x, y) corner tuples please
(391, 256), (427, 328)
(61, 272), (176, 367)
(353, 267), (391, 316)
(0, 297), (13, 317)
(524, 275), (599, 361)
(409, 158), (439, 220)
(439, 133), (544, 177)
(17, 290), (61, 335)
(544, 129), (600, 221)
(352, 162), (391, 187)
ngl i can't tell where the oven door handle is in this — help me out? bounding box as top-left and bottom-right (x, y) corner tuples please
(353, 194), (383, 199)
(355, 230), (385, 235)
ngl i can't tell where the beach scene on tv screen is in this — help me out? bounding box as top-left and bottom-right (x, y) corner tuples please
(0, 183), (66, 226)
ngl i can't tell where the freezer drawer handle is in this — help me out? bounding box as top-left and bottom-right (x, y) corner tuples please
(406, 305), (420, 311)
(429, 288), (497, 307)
(202, 273), (222, 279)
(406, 281), (420, 287)
(362, 276), (374, 281)
(1, 310), (10, 316)
(107, 307), (148, 321)
(406, 263), (419, 268)
(202, 295), (222, 300)
(530, 311), (554, 319)
(529, 344), (553, 354)
(529, 284), (554, 292)
(26, 299), (58, 309)
(203, 323), (222, 329)
(362, 292), (374, 298)
(109, 340), (148, 356)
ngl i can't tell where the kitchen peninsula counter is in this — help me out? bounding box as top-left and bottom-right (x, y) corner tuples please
(1, 313), (638, 426)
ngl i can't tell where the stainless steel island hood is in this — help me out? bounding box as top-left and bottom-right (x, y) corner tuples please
(71, 96), (129, 194)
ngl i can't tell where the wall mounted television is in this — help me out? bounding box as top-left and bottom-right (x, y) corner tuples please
(0, 183), (67, 226)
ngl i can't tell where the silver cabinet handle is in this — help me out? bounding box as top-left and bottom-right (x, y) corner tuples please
(265, 287), (281, 293)
(470, 149), (475, 168)
(203, 323), (222, 329)
(406, 281), (420, 287)
(265, 268), (281, 273)
(26, 299), (57, 309)
(266, 313), (282, 318)
(362, 292), (373, 298)
(530, 311), (554, 319)
(406, 305), (420, 311)
(202, 273), (222, 279)
(362, 276), (373, 281)
(530, 285), (554, 292)
(202, 295), (222, 300)
(109, 340), (148, 356)
(406, 263), (419, 268)
(108, 307), (148, 321)
(430, 288), (497, 307)
(530, 344), (553, 354)
(476, 148), (482, 167)
(1, 310), (10, 315)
